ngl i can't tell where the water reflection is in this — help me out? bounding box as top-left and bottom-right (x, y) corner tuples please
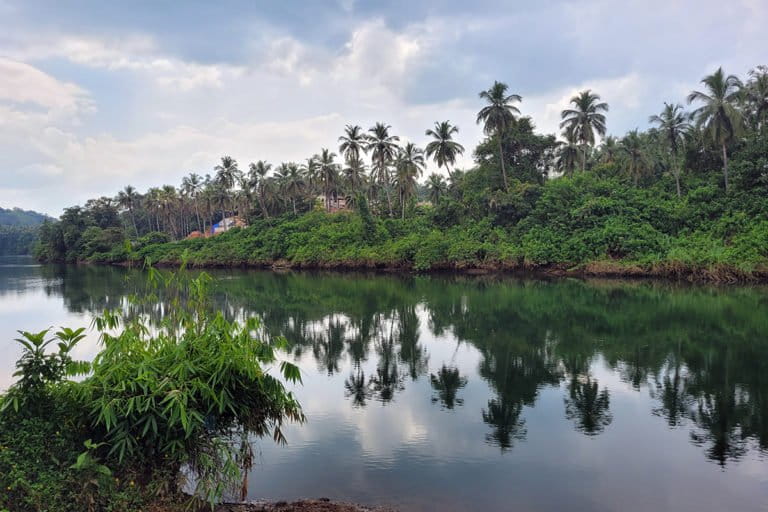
(430, 366), (467, 410)
(3, 262), (768, 494)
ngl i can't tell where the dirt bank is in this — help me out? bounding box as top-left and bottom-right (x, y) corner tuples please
(216, 499), (397, 512)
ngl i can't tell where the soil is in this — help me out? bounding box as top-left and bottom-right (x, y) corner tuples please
(216, 499), (397, 512)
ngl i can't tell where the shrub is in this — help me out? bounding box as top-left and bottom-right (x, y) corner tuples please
(0, 270), (304, 510)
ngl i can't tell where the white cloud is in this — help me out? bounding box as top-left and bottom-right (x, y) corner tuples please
(3, 34), (243, 91)
(526, 72), (648, 138)
(1, 2), (767, 215)
(0, 57), (93, 114)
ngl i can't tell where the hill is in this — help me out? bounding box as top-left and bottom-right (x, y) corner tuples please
(0, 207), (49, 255)
(0, 207), (49, 227)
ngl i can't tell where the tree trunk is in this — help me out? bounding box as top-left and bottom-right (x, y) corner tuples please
(675, 173), (681, 198)
(401, 190), (405, 219)
(722, 143), (729, 193)
(582, 146), (587, 173)
(129, 208), (138, 237)
(384, 185), (393, 217)
(258, 190), (269, 219)
(497, 134), (509, 191)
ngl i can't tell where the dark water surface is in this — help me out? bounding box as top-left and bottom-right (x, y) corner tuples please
(1, 257), (768, 511)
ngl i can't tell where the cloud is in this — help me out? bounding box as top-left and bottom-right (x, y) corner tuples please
(525, 72), (648, 137)
(0, 57), (93, 115)
(0, 1), (767, 215)
(3, 34), (244, 91)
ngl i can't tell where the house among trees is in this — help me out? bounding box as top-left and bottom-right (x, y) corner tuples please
(317, 195), (348, 213)
(211, 216), (247, 234)
(187, 216), (247, 239)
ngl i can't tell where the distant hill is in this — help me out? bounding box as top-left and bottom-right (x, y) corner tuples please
(0, 207), (50, 255)
(0, 207), (50, 227)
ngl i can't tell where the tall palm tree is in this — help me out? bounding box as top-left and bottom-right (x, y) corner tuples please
(744, 65), (768, 133)
(317, 149), (340, 211)
(342, 156), (367, 198)
(425, 121), (465, 179)
(476, 81), (521, 191)
(248, 161), (272, 219)
(598, 135), (620, 164)
(620, 130), (650, 186)
(338, 125), (367, 164)
(426, 173), (447, 205)
(159, 185), (179, 238)
(116, 185), (140, 236)
(181, 173), (204, 232)
(649, 103), (692, 197)
(214, 156), (240, 217)
(145, 187), (163, 232)
(560, 89), (609, 172)
(394, 142), (425, 218)
(366, 123), (400, 216)
(687, 67), (743, 192)
(556, 127), (580, 176)
(275, 163), (305, 214)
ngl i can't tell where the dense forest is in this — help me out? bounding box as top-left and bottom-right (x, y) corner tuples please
(36, 66), (768, 280)
(0, 207), (49, 255)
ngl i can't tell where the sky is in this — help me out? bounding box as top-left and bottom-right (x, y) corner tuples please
(1, 0), (766, 216)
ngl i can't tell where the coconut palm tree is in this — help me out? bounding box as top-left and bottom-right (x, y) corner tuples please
(338, 124), (367, 164)
(476, 81), (521, 191)
(649, 103), (692, 197)
(317, 149), (340, 211)
(366, 123), (400, 216)
(342, 156), (367, 198)
(425, 120), (465, 179)
(598, 135), (620, 164)
(556, 127), (580, 176)
(560, 90), (609, 173)
(426, 173), (447, 205)
(744, 65), (768, 133)
(248, 161), (272, 219)
(394, 142), (425, 218)
(620, 130), (650, 186)
(145, 187), (163, 232)
(687, 67), (743, 192)
(159, 185), (180, 238)
(214, 156), (240, 217)
(116, 185), (140, 236)
(275, 163), (305, 214)
(181, 173), (204, 232)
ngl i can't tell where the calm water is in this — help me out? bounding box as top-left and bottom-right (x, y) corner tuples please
(1, 257), (768, 511)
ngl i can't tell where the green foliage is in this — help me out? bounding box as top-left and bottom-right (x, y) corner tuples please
(0, 226), (38, 255)
(31, 66), (768, 279)
(0, 270), (304, 511)
(89, 164), (768, 277)
(0, 207), (49, 227)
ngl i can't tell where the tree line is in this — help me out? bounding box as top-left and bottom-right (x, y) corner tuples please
(36, 65), (768, 265)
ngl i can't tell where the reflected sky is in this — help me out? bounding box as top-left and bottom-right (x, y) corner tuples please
(1, 257), (767, 511)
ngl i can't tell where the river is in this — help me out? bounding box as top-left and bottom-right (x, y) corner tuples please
(1, 256), (767, 511)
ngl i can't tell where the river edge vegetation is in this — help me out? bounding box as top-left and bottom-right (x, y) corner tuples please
(0, 268), (304, 512)
(35, 66), (768, 281)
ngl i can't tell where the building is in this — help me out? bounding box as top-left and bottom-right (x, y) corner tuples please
(210, 216), (247, 235)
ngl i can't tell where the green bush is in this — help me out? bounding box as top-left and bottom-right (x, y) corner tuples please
(0, 271), (304, 511)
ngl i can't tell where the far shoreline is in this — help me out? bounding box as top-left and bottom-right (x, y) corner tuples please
(84, 257), (768, 285)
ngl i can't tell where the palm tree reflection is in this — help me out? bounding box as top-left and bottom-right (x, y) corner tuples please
(430, 365), (468, 410)
(564, 375), (613, 436)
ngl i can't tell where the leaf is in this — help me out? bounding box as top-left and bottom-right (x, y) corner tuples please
(280, 361), (303, 384)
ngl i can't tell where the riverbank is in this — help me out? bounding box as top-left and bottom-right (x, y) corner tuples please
(217, 499), (396, 512)
(113, 257), (768, 284)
